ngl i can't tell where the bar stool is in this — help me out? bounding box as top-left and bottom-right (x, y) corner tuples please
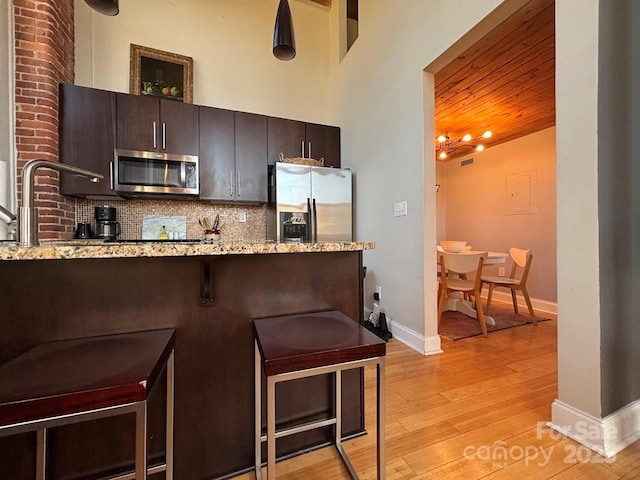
(253, 310), (386, 479)
(0, 329), (176, 480)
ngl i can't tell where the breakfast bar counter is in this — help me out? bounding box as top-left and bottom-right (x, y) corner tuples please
(0, 241), (372, 479)
(0, 239), (374, 261)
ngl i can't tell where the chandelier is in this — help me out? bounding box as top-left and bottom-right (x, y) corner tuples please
(436, 130), (492, 159)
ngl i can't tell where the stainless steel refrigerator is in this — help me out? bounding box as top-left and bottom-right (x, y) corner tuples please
(268, 163), (352, 242)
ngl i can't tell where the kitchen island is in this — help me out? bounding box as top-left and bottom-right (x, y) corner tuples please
(0, 240), (373, 479)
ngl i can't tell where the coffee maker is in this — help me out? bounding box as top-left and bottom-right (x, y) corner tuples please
(94, 205), (120, 240)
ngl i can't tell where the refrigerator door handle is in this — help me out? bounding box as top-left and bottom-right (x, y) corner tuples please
(312, 198), (318, 242)
(307, 197), (312, 242)
(301, 141), (305, 158)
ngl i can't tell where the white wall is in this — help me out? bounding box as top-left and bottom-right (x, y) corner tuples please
(554, 0), (601, 417)
(443, 127), (557, 303)
(328, 0), (503, 350)
(74, 0), (333, 123)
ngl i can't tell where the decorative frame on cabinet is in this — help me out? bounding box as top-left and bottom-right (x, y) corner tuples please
(130, 44), (193, 103)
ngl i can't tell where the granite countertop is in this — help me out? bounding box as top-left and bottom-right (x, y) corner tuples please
(0, 240), (375, 261)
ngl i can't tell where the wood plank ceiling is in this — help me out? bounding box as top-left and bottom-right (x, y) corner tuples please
(434, 0), (555, 161)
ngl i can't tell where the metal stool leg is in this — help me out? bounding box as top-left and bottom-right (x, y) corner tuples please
(267, 376), (276, 480)
(166, 351), (175, 480)
(334, 370), (358, 478)
(255, 341), (263, 480)
(36, 428), (46, 480)
(377, 358), (386, 480)
(135, 402), (148, 480)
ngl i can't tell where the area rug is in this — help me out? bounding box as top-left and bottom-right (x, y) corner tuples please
(439, 303), (550, 340)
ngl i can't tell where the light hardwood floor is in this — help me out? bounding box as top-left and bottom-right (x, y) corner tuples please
(236, 311), (640, 479)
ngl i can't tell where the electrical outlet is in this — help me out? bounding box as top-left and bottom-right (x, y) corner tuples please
(393, 201), (407, 217)
(238, 212), (247, 223)
(498, 267), (506, 277)
(375, 285), (382, 299)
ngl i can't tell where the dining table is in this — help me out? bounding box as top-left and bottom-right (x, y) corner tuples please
(437, 249), (509, 325)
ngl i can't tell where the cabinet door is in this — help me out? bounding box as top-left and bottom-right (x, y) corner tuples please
(305, 123), (341, 168)
(59, 84), (117, 197)
(160, 100), (199, 155)
(235, 112), (268, 203)
(199, 106), (235, 201)
(116, 93), (159, 151)
(267, 117), (306, 165)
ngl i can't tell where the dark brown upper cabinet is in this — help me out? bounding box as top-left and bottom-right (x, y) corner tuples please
(234, 112), (268, 203)
(116, 93), (199, 155)
(267, 117), (341, 168)
(267, 117), (306, 165)
(199, 106), (235, 201)
(59, 84), (118, 197)
(199, 108), (267, 203)
(305, 122), (341, 168)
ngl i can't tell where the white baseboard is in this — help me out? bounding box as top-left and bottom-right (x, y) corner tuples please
(481, 290), (557, 316)
(550, 399), (640, 457)
(364, 308), (443, 356)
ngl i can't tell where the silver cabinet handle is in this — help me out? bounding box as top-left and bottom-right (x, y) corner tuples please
(229, 171), (234, 197)
(152, 121), (157, 149)
(237, 171), (241, 197)
(162, 122), (166, 150)
(301, 141), (305, 158)
(109, 161), (114, 190)
(308, 142), (311, 159)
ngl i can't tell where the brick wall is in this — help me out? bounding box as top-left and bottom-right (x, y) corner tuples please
(14, 0), (75, 239)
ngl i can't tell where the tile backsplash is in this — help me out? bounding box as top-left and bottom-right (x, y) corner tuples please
(76, 199), (267, 242)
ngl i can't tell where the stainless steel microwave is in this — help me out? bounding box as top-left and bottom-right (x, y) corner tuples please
(113, 149), (199, 196)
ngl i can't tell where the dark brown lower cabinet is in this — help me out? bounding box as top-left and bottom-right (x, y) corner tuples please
(0, 251), (364, 479)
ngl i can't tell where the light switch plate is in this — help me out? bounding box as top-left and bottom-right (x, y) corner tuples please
(394, 201), (408, 217)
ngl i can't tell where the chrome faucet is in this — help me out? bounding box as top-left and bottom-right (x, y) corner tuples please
(20, 160), (104, 246)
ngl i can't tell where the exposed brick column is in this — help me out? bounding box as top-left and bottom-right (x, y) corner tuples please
(14, 0), (75, 239)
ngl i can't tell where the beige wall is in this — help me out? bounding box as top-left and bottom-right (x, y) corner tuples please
(75, 0), (333, 123)
(441, 127), (557, 303)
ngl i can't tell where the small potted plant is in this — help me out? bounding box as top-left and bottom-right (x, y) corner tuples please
(201, 214), (221, 242)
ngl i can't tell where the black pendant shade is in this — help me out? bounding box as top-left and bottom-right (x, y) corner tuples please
(84, 0), (119, 16)
(273, 0), (296, 61)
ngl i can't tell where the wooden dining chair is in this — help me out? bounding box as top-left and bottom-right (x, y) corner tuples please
(481, 247), (537, 325)
(437, 251), (489, 337)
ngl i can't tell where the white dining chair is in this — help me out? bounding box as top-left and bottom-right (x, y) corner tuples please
(437, 251), (489, 337)
(481, 247), (536, 325)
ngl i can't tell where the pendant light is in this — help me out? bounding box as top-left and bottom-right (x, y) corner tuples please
(84, 0), (119, 16)
(273, 0), (296, 61)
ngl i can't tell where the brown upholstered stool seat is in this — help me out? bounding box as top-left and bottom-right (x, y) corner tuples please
(253, 310), (386, 479)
